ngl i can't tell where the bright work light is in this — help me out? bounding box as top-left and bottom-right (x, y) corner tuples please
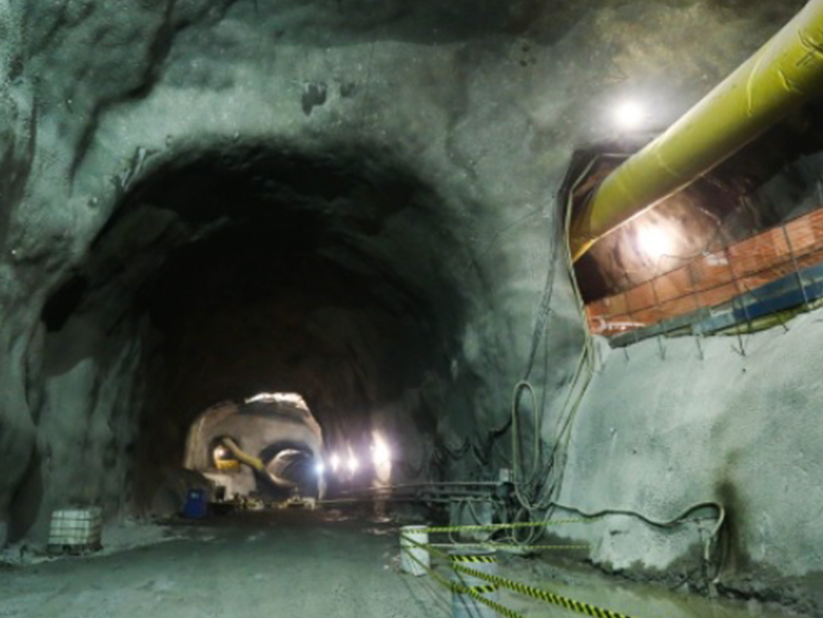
(613, 99), (646, 131)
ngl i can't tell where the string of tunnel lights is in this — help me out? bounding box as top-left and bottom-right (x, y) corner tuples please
(314, 433), (392, 480)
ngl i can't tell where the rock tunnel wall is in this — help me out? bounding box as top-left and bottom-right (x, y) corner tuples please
(558, 326), (823, 612)
(0, 0), (820, 609)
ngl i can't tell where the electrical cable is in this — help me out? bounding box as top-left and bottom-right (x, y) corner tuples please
(508, 156), (601, 520)
(532, 500), (726, 580)
(523, 153), (727, 581)
(433, 151), (728, 583)
(511, 380), (540, 511)
(500, 153), (728, 587)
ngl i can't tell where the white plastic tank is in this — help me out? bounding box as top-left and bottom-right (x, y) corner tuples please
(48, 507), (103, 553)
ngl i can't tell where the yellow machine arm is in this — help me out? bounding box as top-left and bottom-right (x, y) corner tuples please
(220, 437), (265, 472)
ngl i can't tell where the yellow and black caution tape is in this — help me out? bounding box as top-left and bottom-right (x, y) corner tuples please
(450, 554), (497, 563)
(402, 546), (525, 618)
(455, 588), (523, 618)
(402, 533), (645, 618)
(460, 584), (499, 594)
(453, 562), (643, 618)
(418, 517), (600, 535)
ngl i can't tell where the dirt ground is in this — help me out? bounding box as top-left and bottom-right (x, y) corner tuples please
(0, 509), (799, 618)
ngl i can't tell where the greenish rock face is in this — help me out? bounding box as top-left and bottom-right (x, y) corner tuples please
(1, 0), (822, 612)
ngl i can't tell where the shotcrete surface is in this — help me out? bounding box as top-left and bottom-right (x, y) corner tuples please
(556, 307), (823, 611)
(0, 0), (820, 611)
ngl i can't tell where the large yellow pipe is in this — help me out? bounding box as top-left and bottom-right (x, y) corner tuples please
(571, 0), (823, 262)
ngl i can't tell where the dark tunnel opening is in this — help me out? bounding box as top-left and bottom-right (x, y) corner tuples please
(8, 1), (823, 614)
(27, 143), (466, 525)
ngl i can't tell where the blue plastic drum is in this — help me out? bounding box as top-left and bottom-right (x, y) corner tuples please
(183, 488), (208, 519)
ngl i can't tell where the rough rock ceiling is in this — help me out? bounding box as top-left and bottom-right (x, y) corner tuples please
(0, 2), (814, 596)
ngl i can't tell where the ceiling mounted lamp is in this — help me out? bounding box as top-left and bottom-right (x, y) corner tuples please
(637, 224), (674, 261)
(613, 98), (648, 131)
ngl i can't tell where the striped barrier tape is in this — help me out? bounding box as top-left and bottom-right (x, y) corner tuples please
(461, 584), (499, 594)
(402, 533), (645, 618)
(418, 517), (601, 534)
(453, 587), (523, 618)
(452, 562), (643, 618)
(450, 554), (497, 563)
(402, 543), (526, 618)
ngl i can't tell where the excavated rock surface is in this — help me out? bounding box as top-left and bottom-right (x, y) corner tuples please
(0, 0), (819, 612)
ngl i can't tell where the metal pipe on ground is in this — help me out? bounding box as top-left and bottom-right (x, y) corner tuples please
(387, 482), (501, 488)
(329, 494), (491, 502)
(336, 482), (500, 496)
(570, 0), (823, 261)
(372, 489), (495, 497)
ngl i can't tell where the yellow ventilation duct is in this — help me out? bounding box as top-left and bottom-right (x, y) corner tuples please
(220, 437), (265, 471)
(571, 0), (823, 262)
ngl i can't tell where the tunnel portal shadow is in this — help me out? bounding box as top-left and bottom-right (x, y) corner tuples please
(39, 141), (461, 519)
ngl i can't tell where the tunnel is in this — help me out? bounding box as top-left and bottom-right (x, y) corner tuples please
(3, 1), (823, 617)
(72, 144), (466, 513)
(183, 393), (326, 503)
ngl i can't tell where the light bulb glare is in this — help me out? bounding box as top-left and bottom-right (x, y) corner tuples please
(614, 99), (646, 130)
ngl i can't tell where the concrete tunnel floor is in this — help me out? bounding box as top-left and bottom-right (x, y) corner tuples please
(1, 510), (793, 618)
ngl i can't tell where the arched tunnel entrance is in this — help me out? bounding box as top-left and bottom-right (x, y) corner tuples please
(183, 393), (325, 503)
(25, 143), (468, 531)
(10, 1), (823, 615)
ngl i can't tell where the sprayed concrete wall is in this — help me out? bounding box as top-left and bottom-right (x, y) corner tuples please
(556, 319), (823, 613)
(0, 0), (820, 613)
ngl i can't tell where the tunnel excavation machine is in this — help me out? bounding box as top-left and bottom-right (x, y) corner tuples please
(184, 393), (325, 506)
